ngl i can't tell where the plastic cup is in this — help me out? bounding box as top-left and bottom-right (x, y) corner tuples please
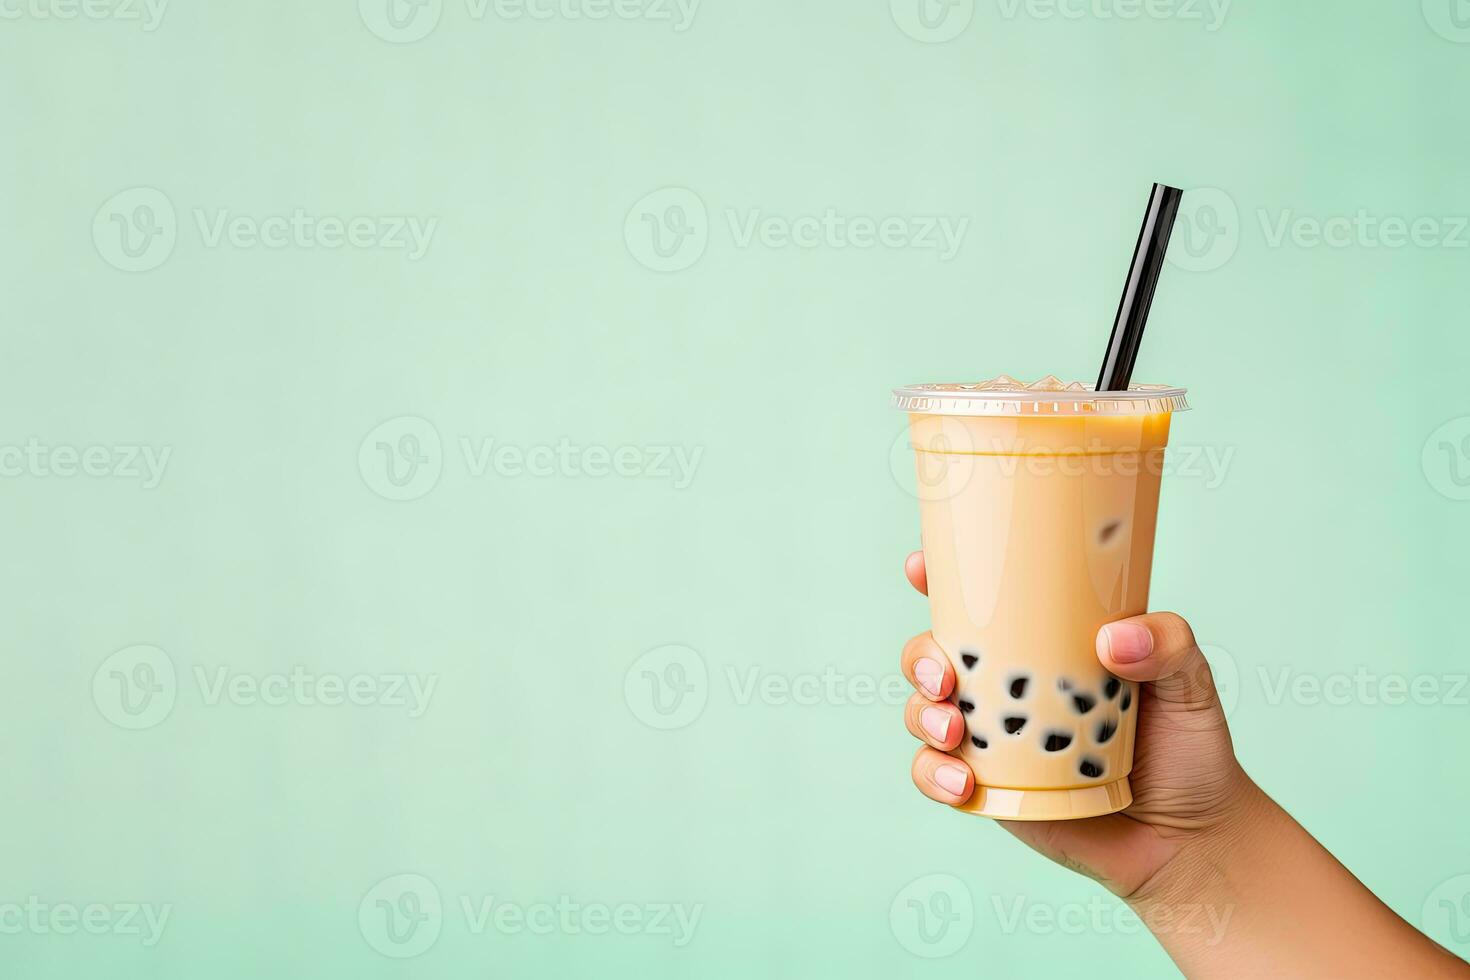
(893, 378), (1189, 820)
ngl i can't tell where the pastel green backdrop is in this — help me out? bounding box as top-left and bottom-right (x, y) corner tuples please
(3, 1), (1469, 977)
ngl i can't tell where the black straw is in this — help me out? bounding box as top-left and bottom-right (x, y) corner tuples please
(1095, 183), (1183, 391)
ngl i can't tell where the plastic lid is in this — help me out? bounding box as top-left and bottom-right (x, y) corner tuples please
(892, 375), (1189, 417)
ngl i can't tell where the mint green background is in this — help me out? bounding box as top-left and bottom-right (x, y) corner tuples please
(4, 2), (1470, 977)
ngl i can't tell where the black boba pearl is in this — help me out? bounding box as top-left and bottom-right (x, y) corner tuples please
(1058, 678), (1073, 691)
(1009, 676), (1029, 699)
(961, 653), (979, 670)
(957, 699), (975, 714)
(1043, 732), (1072, 752)
(1003, 716), (1027, 735)
(1104, 676), (1121, 700)
(1072, 694), (1097, 715)
(1098, 520), (1122, 544)
(1095, 718), (1118, 744)
(971, 735), (988, 750)
(1079, 758), (1105, 779)
(1120, 687), (1133, 711)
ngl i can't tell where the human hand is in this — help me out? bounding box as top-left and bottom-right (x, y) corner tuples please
(900, 550), (1257, 900)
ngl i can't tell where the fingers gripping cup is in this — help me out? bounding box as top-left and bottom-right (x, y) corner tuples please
(894, 376), (1189, 820)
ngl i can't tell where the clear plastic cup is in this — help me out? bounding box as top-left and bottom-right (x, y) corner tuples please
(893, 378), (1189, 820)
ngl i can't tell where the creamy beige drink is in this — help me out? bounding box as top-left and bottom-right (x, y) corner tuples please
(895, 375), (1188, 820)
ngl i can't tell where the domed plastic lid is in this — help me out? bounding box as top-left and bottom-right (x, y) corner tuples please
(892, 375), (1189, 417)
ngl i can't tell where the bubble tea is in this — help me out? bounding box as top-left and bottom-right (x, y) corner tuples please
(894, 375), (1189, 820)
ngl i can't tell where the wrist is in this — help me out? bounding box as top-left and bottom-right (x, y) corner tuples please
(1126, 771), (1279, 915)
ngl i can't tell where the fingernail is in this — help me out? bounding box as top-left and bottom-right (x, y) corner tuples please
(1102, 622), (1153, 663)
(914, 658), (944, 696)
(920, 706), (952, 742)
(934, 764), (969, 797)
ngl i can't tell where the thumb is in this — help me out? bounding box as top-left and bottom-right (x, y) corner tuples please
(1096, 612), (1223, 716)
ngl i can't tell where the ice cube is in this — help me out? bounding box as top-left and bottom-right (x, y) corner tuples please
(1026, 375), (1066, 391)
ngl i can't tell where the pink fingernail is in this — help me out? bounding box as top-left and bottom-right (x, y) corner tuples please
(1103, 622), (1153, 663)
(934, 764), (969, 797)
(914, 658), (944, 696)
(920, 707), (952, 743)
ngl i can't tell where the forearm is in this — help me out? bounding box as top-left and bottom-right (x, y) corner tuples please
(1129, 782), (1470, 979)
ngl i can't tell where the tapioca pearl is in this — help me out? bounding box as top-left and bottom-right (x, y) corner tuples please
(1072, 693), (1097, 715)
(1104, 676), (1121, 700)
(1098, 520), (1123, 545)
(961, 652), (979, 670)
(1095, 717), (1118, 744)
(1120, 687), (1133, 711)
(1079, 758), (1105, 779)
(971, 735), (988, 750)
(957, 699), (975, 715)
(1043, 732), (1072, 752)
(1003, 716), (1027, 735)
(1008, 676), (1029, 699)
(1057, 678), (1073, 692)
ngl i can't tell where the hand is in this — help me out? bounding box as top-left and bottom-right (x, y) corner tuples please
(900, 551), (1256, 899)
